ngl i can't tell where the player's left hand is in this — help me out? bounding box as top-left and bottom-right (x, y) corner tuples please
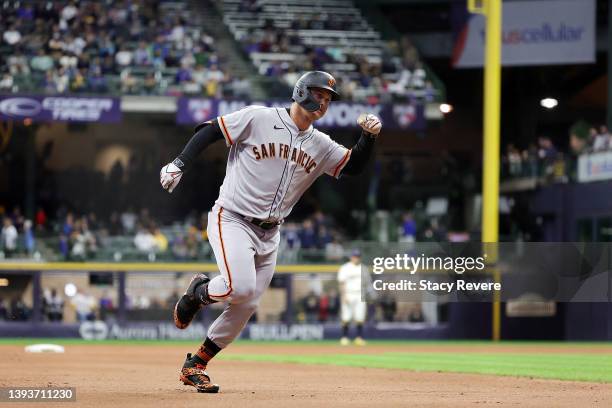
(357, 113), (382, 136)
(160, 161), (183, 193)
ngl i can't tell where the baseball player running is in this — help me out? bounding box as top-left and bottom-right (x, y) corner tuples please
(160, 71), (382, 393)
(338, 249), (368, 346)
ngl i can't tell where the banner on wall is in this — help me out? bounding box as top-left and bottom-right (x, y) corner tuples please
(177, 97), (426, 131)
(0, 95), (122, 123)
(453, 0), (595, 67)
(578, 152), (612, 183)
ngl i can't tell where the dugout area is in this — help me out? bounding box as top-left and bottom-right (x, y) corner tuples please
(2, 264), (611, 341)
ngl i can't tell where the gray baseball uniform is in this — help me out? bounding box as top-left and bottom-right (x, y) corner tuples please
(204, 105), (350, 347)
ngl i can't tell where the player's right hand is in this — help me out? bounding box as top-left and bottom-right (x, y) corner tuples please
(160, 161), (183, 193)
(357, 113), (382, 136)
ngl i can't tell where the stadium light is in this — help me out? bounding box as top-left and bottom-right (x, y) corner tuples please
(540, 98), (558, 109)
(439, 103), (453, 114)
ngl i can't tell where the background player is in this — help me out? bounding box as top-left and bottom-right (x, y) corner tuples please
(338, 249), (369, 346)
(159, 71), (382, 393)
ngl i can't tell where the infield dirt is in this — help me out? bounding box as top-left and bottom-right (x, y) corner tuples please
(1, 343), (611, 408)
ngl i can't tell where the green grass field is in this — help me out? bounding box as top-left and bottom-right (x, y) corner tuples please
(219, 351), (612, 383)
(3, 339), (611, 383)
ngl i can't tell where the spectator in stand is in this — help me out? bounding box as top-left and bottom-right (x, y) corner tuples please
(44, 288), (65, 322)
(134, 41), (152, 66)
(592, 127), (609, 152)
(88, 67), (108, 93)
(99, 291), (114, 320)
(1, 217), (18, 258)
(23, 220), (35, 255)
(42, 70), (58, 94)
(522, 144), (539, 177)
(538, 136), (558, 176)
(55, 67), (71, 93)
(0, 298), (7, 320)
(399, 212), (416, 243)
(63, 212), (75, 236)
(0, 73), (14, 92)
(35, 207), (47, 231)
(121, 208), (137, 233)
(299, 219), (317, 249)
(507, 144), (523, 177)
(10, 207), (24, 230)
(302, 291), (319, 323)
(134, 223), (156, 253)
(316, 226), (332, 249)
(152, 224), (168, 253)
(70, 289), (97, 322)
(70, 68), (87, 93)
(9, 298), (30, 321)
(325, 235), (344, 261)
(108, 212), (124, 236)
(142, 72), (158, 95)
(378, 294), (397, 322)
(3, 24), (22, 46)
(120, 68), (139, 93)
(59, 233), (70, 260)
(230, 75), (251, 98)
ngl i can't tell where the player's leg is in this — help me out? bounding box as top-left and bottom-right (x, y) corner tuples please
(179, 207), (259, 392)
(353, 300), (367, 346)
(340, 297), (353, 345)
(180, 235), (278, 393)
(205, 206), (258, 304)
(173, 207), (256, 330)
(205, 246), (277, 348)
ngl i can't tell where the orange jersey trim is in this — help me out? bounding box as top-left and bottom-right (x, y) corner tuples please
(211, 207), (232, 298)
(333, 149), (352, 178)
(218, 116), (234, 146)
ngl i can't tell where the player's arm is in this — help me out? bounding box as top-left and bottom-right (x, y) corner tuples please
(160, 121), (223, 193)
(340, 114), (382, 176)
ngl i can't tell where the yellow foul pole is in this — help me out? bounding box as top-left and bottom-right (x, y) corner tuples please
(469, 0), (502, 341)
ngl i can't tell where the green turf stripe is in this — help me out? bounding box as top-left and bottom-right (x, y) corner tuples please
(217, 353), (612, 383)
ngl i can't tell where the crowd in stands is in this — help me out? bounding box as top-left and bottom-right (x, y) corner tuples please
(1, 202), (452, 261)
(1, 0), (438, 102)
(223, 0), (438, 102)
(297, 289), (423, 324)
(0, 297), (31, 321)
(574, 125), (611, 154)
(502, 123), (611, 183)
(0, 204), (352, 262)
(238, 18), (435, 103)
(0, 0), (245, 97)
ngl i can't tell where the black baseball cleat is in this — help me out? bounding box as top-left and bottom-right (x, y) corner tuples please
(173, 274), (210, 329)
(180, 353), (220, 393)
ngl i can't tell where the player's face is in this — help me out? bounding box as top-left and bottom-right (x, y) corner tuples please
(308, 88), (333, 120)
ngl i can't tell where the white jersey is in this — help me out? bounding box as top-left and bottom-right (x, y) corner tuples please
(212, 105), (350, 221)
(337, 261), (364, 297)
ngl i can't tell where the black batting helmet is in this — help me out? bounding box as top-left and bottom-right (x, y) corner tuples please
(292, 71), (340, 112)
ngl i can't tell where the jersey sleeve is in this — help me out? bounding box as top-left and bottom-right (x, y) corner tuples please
(216, 105), (263, 147)
(337, 264), (347, 282)
(322, 135), (351, 179)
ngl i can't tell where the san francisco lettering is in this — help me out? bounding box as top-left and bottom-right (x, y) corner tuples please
(252, 143), (317, 174)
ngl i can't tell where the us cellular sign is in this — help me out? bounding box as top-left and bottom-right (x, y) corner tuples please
(0, 95), (121, 123)
(453, 0), (595, 67)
